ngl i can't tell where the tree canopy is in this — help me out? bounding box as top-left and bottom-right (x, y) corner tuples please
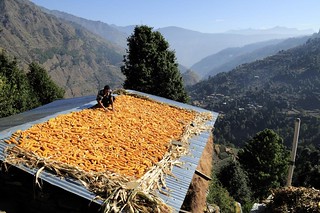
(0, 51), (64, 118)
(216, 159), (252, 208)
(238, 129), (290, 199)
(0, 52), (38, 117)
(207, 172), (236, 213)
(27, 62), (64, 105)
(121, 25), (189, 103)
(293, 144), (320, 189)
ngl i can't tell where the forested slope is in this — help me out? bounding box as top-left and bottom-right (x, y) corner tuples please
(188, 33), (320, 148)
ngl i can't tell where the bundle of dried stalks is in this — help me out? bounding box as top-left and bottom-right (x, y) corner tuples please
(267, 186), (320, 212)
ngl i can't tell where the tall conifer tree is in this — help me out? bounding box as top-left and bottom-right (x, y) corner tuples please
(121, 25), (189, 103)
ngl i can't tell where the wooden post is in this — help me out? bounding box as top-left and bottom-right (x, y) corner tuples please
(195, 169), (212, 181)
(286, 118), (300, 187)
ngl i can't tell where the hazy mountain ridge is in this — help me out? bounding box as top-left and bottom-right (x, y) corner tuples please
(226, 26), (314, 35)
(157, 26), (314, 67)
(0, 0), (125, 98)
(36, 6), (314, 68)
(192, 36), (311, 79)
(42, 9), (128, 48)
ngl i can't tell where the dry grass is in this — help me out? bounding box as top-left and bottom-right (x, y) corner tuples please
(267, 186), (320, 212)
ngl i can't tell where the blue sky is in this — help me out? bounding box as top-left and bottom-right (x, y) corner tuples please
(30, 0), (319, 33)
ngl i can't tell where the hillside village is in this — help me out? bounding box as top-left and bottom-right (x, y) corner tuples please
(194, 93), (264, 113)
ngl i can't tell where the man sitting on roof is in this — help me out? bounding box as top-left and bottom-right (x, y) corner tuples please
(95, 85), (115, 111)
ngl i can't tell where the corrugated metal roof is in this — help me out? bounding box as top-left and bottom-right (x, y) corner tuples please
(0, 95), (96, 134)
(0, 95), (102, 204)
(158, 132), (213, 211)
(0, 90), (218, 212)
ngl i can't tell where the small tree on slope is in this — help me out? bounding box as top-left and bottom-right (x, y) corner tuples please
(238, 128), (290, 200)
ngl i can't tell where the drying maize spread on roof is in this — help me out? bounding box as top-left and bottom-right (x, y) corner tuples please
(5, 95), (196, 178)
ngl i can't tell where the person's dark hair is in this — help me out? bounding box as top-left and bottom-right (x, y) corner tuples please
(104, 85), (110, 91)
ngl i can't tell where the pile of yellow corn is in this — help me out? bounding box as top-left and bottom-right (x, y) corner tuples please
(5, 95), (196, 178)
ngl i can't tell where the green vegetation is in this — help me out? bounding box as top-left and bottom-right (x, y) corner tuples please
(27, 62), (64, 105)
(293, 144), (320, 188)
(216, 158), (253, 212)
(238, 129), (290, 199)
(0, 51), (64, 118)
(209, 130), (289, 212)
(207, 171), (236, 213)
(0, 51), (38, 117)
(121, 25), (189, 103)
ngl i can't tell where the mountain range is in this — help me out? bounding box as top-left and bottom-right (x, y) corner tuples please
(41, 8), (314, 68)
(191, 36), (311, 79)
(0, 0), (317, 99)
(0, 0), (125, 97)
(157, 26), (313, 67)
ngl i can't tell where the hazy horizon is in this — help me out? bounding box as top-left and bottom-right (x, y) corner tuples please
(30, 0), (319, 34)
